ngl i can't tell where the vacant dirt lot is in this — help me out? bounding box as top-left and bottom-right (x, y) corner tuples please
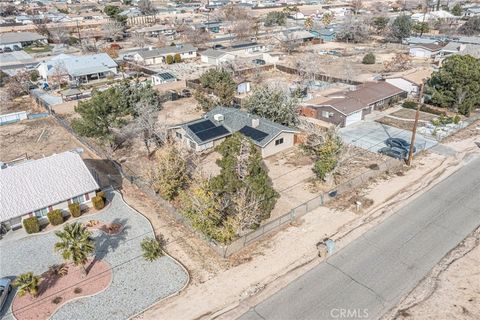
(0, 117), (94, 162)
(158, 97), (202, 126)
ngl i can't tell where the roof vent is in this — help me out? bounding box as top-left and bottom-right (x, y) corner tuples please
(251, 118), (260, 128)
(213, 114), (224, 122)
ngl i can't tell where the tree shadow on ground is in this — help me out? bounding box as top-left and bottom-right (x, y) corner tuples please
(87, 218), (129, 273)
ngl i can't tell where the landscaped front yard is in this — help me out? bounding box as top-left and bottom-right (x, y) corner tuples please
(0, 191), (188, 320)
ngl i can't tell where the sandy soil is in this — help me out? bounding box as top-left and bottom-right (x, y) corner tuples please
(12, 259), (112, 320)
(157, 97), (202, 126)
(388, 229), (480, 320)
(135, 131), (480, 320)
(0, 94), (44, 115)
(0, 117), (95, 163)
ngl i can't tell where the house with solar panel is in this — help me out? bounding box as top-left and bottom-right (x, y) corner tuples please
(170, 107), (299, 158)
(151, 72), (177, 85)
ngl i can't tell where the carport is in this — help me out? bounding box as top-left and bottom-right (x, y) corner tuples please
(339, 121), (437, 154)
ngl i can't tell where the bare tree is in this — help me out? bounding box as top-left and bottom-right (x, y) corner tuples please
(277, 30), (301, 55)
(232, 186), (262, 233)
(383, 53), (412, 72)
(232, 19), (253, 40)
(182, 28), (211, 47)
(33, 18), (51, 37)
(155, 34), (168, 48)
(138, 0), (157, 15)
(295, 52), (325, 84)
(4, 70), (31, 99)
(133, 100), (165, 154)
(351, 0), (363, 15)
(49, 61), (68, 88)
(131, 32), (150, 48)
(102, 20), (124, 41)
(49, 25), (69, 45)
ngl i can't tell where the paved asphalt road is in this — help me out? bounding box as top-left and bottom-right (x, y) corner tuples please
(239, 157), (480, 320)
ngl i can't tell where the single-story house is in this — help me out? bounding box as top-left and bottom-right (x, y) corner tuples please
(439, 42), (480, 58)
(136, 25), (176, 37)
(151, 71), (177, 85)
(170, 107), (299, 158)
(0, 32), (48, 50)
(133, 44), (198, 65)
(409, 43), (444, 58)
(276, 30), (316, 44)
(0, 151), (100, 230)
(302, 97), (372, 127)
(464, 6), (480, 17)
(193, 21), (222, 33)
(311, 28), (336, 42)
(37, 53), (118, 84)
(226, 41), (268, 55)
(200, 49), (236, 65)
(301, 82), (407, 127)
(385, 68), (432, 96)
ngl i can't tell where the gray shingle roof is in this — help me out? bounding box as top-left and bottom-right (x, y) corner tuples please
(200, 48), (230, 59)
(136, 44), (197, 59)
(0, 32), (47, 45)
(176, 107), (298, 147)
(42, 53), (117, 78)
(0, 151), (99, 222)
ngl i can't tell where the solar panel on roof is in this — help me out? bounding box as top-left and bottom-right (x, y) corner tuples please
(239, 126), (268, 142)
(188, 120), (215, 133)
(196, 125), (230, 142)
(158, 72), (175, 80)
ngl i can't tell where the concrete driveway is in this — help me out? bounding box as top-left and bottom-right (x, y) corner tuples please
(339, 121), (438, 154)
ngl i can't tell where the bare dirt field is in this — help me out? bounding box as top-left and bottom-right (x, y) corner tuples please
(157, 97), (202, 126)
(391, 230), (480, 320)
(0, 94), (43, 114)
(0, 117), (95, 162)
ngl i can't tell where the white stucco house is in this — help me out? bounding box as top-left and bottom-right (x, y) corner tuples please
(151, 71), (177, 85)
(200, 49), (236, 65)
(0, 32), (47, 50)
(36, 53), (118, 84)
(409, 43), (443, 58)
(133, 44), (197, 65)
(0, 151), (100, 230)
(385, 68), (432, 96)
(170, 107), (299, 158)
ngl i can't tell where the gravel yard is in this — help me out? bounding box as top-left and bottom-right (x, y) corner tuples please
(0, 191), (188, 320)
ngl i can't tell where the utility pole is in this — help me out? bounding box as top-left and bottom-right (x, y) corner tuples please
(406, 82), (424, 166)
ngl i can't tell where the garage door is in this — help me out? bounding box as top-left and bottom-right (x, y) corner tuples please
(345, 110), (362, 126)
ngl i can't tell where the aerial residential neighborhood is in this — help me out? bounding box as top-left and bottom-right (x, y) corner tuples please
(0, 0), (479, 320)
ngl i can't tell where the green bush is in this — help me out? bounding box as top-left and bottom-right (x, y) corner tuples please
(68, 203), (81, 218)
(362, 52), (376, 64)
(47, 210), (64, 226)
(174, 53), (182, 63)
(402, 100), (417, 109)
(92, 196), (105, 210)
(165, 55), (174, 64)
(22, 217), (40, 234)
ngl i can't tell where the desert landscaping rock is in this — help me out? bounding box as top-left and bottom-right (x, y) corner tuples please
(0, 191), (188, 320)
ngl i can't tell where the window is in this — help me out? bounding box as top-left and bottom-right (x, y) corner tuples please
(321, 111), (331, 118)
(176, 132), (182, 139)
(188, 51), (193, 55)
(275, 138), (284, 146)
(34, 207), (48, 218)
(72, 194), (85, 204)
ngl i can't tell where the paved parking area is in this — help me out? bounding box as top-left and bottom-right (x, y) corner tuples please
(0, 191), (188, 320)
(339, 121), (438, 154)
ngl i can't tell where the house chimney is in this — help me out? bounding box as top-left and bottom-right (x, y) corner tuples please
(251, 118), (260, 128)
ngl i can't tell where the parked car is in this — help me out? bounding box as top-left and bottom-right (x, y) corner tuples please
(385, 138), (416, 153)
(13, 45), (21, 51)
(3, 47), (12, 53)
(252, 59), (266, 65)
(0, 277), (12, 311)
(0, 48), (3, 53)
(378, 147), (407, 159)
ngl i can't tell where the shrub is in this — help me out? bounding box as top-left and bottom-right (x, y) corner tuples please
(174, 53), (182, 63)
(13, 272), (42, 297)
(96, 191), (106, 200)
(52, 296), (63, 304)
(74, 287), (82, 294)
(47, 264), (68, 278)
(22, 217), (40, 234)
(362, 52), (376, 64)
(69, 203), (81, 218)
(402, 100), (417, 109)
(47, 209), (64, 226)
(92, 196), (105, 210)
(141, 237), (163, 262)
(165, 55), (174, 64)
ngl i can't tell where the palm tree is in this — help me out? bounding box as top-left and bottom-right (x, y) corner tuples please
(13, 272), (42, 298)
(54, 223), (95, 276)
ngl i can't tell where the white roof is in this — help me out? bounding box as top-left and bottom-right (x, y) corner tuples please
(0, 151), (99, 222)
(40, 53), (118, 78)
